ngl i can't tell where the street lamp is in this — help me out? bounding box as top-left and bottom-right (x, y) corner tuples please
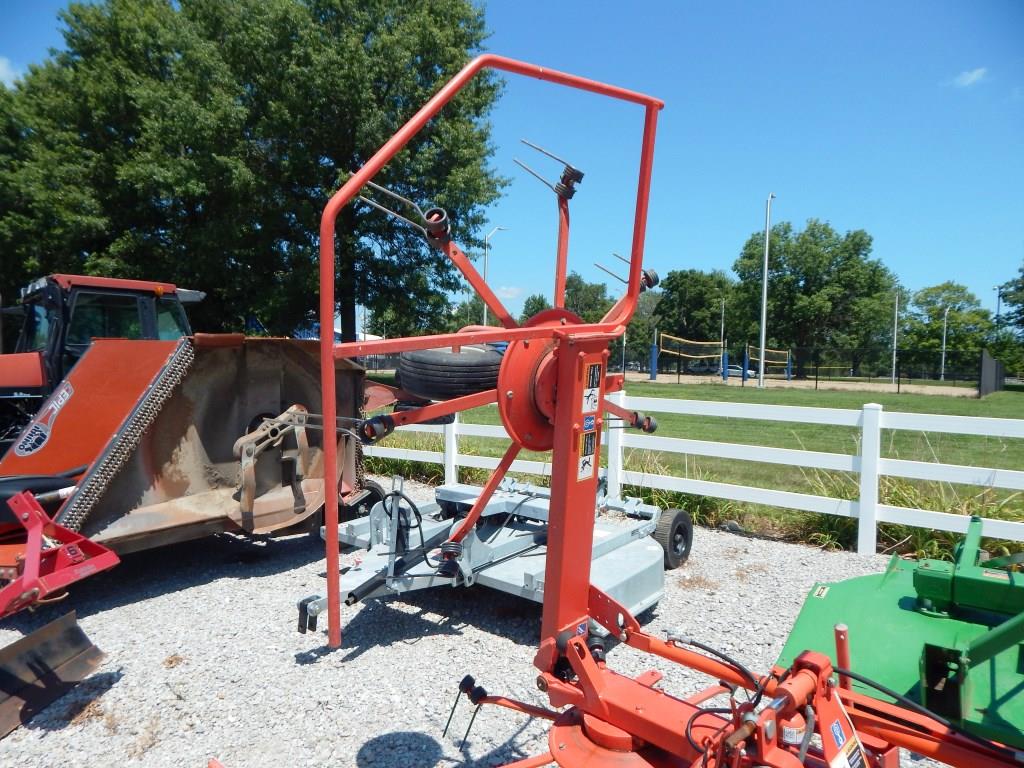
(757, 193), (775, 389)
(482, 225), (508, 325)
(940, 305), (950, 381)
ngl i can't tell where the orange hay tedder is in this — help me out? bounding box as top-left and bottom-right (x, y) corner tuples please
(308, 55), (1022, 768)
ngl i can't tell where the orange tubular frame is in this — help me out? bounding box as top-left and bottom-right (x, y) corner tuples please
(319, 54), (663, 649)
(314, 55), (1013, 768)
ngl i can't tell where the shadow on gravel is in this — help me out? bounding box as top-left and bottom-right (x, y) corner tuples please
(15, 667), (123, 733)
(357, 719), (544, 767)
(2, 532), (325, 636)
(356, 731), (444, 767)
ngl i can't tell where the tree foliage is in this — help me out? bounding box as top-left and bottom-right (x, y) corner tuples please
(0, 0), (503, 338)
(564, 272), (613, 324)
(653, 269), (732, 343)
(1002, 259), (1024, 336)
(520, 293), (551, 323)
(732, 219), (897, 373)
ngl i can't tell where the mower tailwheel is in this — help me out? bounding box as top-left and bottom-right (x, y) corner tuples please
(655, 508), (692, 570)
(396, 346), (501, 401)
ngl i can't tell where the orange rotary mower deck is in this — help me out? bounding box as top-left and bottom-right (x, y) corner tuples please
(311, 55), (1021, 767)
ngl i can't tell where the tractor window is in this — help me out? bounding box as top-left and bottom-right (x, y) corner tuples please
(67, 292), (143, 345)
(24, 304), (53, 351)
(155, 297), (190, 339)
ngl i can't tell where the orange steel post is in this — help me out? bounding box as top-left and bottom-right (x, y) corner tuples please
(834, 623), (851, 690)
(319, 54), (663, 648)
(553, 198), (569, 309)
(539, 339), (608, 641)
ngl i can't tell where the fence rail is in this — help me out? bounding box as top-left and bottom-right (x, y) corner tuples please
(363, 392), (1024, 553)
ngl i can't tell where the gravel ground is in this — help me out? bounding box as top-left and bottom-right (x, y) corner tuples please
(1, 477), (939, 767)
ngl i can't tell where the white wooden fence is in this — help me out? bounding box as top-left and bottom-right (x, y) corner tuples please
(363, 392), (1024, 554)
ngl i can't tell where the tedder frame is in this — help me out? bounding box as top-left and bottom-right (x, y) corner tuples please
(313, 54), (1020, 768)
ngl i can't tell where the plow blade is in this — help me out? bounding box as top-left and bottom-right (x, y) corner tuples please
(0, 611), (103, 738)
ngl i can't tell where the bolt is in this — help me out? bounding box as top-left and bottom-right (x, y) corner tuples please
(536, 676), (548, 692)
(558, 743), (565, 751)
(523, 341), (530, 348)
(506, 390), (514, 399)
(21, 513), (29, 521)
(560, 318), (567, 325)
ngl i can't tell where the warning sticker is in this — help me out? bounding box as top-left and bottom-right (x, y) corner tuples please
(581, 363), (602, 414)
(583, 415), (595, 431)
(578, 430), (596, 480)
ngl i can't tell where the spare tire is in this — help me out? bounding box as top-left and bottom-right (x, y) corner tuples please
(397, 346), (502, 401)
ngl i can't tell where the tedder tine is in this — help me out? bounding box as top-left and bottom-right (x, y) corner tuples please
(0, 611), (104, 738)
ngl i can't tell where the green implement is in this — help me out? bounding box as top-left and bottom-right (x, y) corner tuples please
(778, 517), (1024, 749)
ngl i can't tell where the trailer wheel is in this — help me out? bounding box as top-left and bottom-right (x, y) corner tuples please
(396, 346), (502, 401)
(654, 508), (692, 569)
(352, 479), (385, 517)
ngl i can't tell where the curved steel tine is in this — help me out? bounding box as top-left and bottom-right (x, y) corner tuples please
(520, 138), (573, 168)
(594, 262), (628, 284)
(612, 251), (630, 266)
(363, 179), (429, 221)
(513, 158), (556, 193)
(356, 195), (428, 239)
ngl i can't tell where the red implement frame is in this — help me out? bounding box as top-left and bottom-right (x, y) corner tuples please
(315, 55), (1014, 768)
(0, 492), (119, 618)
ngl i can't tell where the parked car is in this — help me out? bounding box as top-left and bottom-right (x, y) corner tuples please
(726, 364), (756, 378)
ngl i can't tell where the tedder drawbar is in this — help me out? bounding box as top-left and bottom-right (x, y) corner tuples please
(307, 55), (1022, 767)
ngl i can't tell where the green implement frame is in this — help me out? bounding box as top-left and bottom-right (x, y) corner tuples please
(779, 517), (1024, 749)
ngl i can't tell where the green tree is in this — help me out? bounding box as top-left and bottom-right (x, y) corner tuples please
(732, 220), (897, 376)
(1002, 259), (1024, 335)
(0, 0), (503, 339)
(564, 272), (613, 323)
(900, 282), (993, 374)
(444, 293), (500, 332)
(653, 269), (732, 343)
(624, 289), (660, 370)
(519, 293), (552, 323)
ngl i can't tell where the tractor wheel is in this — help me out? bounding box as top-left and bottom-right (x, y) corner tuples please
(654, 508), (692, 570)
(396, 346), (502, 401)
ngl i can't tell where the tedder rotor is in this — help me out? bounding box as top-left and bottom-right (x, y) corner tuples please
(312, 55), (1021, 767)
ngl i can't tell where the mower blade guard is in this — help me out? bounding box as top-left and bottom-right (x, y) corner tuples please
(0, 611), (104, 738)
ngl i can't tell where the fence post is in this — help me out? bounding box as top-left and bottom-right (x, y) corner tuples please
(606, 390), (625, 499)
(857, 403), (882, 554)
(443, 413), (459, 485)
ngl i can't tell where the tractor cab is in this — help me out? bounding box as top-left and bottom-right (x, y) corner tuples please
(0, 274), (203, 455)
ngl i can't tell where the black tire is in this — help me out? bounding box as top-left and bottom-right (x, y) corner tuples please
(351, 479), (386, 517)
(397, 346), (502, 401)
(654, 508), (693, 570)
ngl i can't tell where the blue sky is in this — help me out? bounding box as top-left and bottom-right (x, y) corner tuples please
(2, 1), (1022, 324)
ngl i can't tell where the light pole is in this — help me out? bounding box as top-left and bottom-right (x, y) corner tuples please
(719, 297), (726, 375)
(891, 291), (900, 385)
(758, 193), (775, 389)
(940, 305), (950, 381)
(482, 225), (508, 325)
(994, 285), (1003, 327)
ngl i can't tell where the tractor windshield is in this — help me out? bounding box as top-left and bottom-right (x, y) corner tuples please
(156, 296), (190, 339)
(67, 292), (143, 344)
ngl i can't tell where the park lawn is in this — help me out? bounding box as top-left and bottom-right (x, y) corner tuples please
(366, 374), (1023, 548)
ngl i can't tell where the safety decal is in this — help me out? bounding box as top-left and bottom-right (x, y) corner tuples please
(14, 381), (74, 457)
(583, 415), (595, 431)
(830, 720), (846, 749)
(813, 585), (830, 599)
(577, 430), (596, 480)
(581, 363), (602, 414)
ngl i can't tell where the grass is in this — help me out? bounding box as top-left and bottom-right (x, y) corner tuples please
(366, 373), (1024, 557)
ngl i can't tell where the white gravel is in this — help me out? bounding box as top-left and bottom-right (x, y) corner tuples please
(0, 477), (936, 767)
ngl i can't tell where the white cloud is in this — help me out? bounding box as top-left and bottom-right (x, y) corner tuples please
(0, 57), (21, 87)
(952, 67), (986, 88)
(495, 286), (523, 301)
